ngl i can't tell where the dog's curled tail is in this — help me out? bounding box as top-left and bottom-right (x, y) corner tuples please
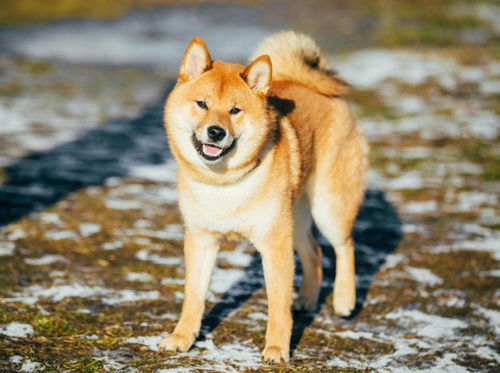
(251, 31), (348, 96)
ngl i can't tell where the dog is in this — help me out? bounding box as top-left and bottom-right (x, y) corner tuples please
(160, 31), (367, 363)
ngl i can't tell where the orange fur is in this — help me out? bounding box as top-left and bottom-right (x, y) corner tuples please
(160, 32), (367, 364)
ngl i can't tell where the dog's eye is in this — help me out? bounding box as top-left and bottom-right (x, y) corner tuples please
(229, 107), (241, 115)
(196, 100), (208, 110)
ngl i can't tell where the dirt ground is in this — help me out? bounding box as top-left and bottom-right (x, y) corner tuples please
(0, 1), (499, 372)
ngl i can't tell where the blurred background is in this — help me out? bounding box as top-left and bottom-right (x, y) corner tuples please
(0, 1), (498, 372)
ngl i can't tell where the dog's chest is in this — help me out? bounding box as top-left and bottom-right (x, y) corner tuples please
(179, 165), (279, 235)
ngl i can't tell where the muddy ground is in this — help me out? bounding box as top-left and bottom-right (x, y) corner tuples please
(0, 1), (499, 372)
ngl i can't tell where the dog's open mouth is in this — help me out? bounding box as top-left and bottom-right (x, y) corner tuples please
(203, 143), (223, 157)
(192, 135), (236, 161)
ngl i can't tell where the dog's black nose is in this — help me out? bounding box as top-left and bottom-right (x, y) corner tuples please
(207, 125), (226, 142)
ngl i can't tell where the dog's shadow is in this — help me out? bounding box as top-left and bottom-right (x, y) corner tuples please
(198, 189), (402, 354)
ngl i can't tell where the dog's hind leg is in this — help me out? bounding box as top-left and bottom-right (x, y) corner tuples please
(307, 139), (365, 316)
(292, 196), (322, 312)
(308, 183), (358, 316)
(159, 228), (219, 352)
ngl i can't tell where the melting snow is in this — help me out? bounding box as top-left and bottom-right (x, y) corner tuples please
(39, 213), (64, 226)
(0, 242), (15, 256)
(385, 309), (467, 339)
(403, 201), (437, 214)
(20, 360), (42, 372)
(475, 346), (500, 363)
(135, 249), (181, 266)
(432, 237), (500, 260)
(387, 171), (424, 190)
(332, 49), (458, 88)
(126, 334), (167, 352)
(105, 199), (143, 210)
(0, 322), (34, 338)
(102, 241), (124, 251)
(7, 284), (160, 305)
(210, 268), (245, 294)
(218, 242), (253, 267)
(10, 355), (22, 363)
(476, 307), (500, 334)
(334, 330), (377, 340)
(45, 230), (78, 241)
(125, 272), (155, 282)
(78, 223), (101, 236)
(406, 267), (443, 286)
(24, 255), (69, 265)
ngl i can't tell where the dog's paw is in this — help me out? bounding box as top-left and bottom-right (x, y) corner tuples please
(333, 287), (355, 316)
(262, 345), (289, 363)
(159, 333), (194, 352)
(293, 295), (316, 312)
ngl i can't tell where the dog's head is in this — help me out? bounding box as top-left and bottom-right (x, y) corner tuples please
(165, 37), (274, 175)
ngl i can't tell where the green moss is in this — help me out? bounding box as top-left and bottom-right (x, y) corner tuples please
(65, 358), (104, 373)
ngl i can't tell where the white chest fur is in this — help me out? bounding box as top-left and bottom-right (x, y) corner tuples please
(178, 159), (281, 239)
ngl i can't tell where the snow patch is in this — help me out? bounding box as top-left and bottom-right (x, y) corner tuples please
(382, 253), (407, 269)
(404, 200), (437, 214)
(387, 171), (424, 190)
(105, 199), (143, 210)
(24, 255), (69, 265)
(135, 249), (181, 266)
(457, 191), (498, 211)
(45, 230), (78, 241)
(102, 241), (123, 251)
(432, 237), (500, 260)
(10, 355), (22, 363)
(161, 278), (184, 285)
(0, 322), (34, 338)
(406, 267), (443, 286)
(219, 242), (253, 267)
(0, 242), (15, 256)
(475, 346), (500, 363)
(20, 360), (42, 372)
(385, 309), (467, 339)
(78, 223), (101, 236)
(476, 307), (500, 334)
(7, 283), (160, 305)
(126, 334), (167, 352)
(39, 213), (64, 226)
(210, 268), (245, 294)
(335, 330), (377, 340)
(332, 49), (458, 88)
(125, 272), (154, 282)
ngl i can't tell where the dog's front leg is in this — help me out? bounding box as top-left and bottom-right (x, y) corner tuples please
(254, 224), (294, 363)
(159, 228), (219, 352)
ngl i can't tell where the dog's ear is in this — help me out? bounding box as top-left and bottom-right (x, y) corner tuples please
(242, 55), (272, 96)
(179, 37), (212, 82)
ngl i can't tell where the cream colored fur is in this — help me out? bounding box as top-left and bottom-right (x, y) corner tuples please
(159, 31), (367, 364)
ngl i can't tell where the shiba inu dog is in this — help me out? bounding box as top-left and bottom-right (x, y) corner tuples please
(160, 31), (367, 363)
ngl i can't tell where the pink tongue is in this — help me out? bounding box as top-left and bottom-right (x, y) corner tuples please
(203, 144), (223, 156)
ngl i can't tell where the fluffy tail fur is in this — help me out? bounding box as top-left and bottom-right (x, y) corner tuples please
(250, 31), (348, 96)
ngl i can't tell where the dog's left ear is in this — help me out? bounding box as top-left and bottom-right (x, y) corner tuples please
(179, 37), (212, 82)
(242, 55), (272, 96)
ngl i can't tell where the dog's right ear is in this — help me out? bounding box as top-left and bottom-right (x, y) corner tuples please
(179, 37), (212, 82)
